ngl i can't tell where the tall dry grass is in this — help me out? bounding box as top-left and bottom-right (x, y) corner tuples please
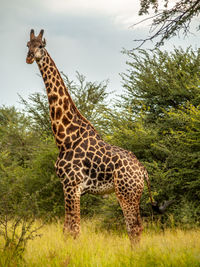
(23, 219), (200, 267)
(1, 219), (200, 266)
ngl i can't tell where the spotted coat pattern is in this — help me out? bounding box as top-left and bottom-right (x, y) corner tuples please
(26, 30), (153, 243)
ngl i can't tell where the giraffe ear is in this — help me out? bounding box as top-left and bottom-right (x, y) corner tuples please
(30, 29), (35, 40)
(38, 29), (44, 40)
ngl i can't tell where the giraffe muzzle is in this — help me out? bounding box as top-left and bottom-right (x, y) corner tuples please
(26, 51), (35, 64)
(26, 56), (35, 64)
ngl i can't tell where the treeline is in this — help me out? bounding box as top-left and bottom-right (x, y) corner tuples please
(0, 47), (200, 231)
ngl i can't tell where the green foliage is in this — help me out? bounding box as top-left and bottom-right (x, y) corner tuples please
(19, 92), (52, 137)
(62, 71), (111, 133)
(106, 47), (200, 226)
(0, 158), (43, 265)
(0, 106), (38, 166)
(96, 194), (125, 232)
(121, 47), (200, 121)
(22, 138), (64, 217)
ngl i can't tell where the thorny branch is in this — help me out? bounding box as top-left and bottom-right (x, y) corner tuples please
(132, 0), (200, 48)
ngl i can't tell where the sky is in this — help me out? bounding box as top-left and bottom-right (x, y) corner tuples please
(1, 0), (200, 108)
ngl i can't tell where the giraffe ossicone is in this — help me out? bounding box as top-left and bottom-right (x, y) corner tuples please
(26, 29), (156, 243)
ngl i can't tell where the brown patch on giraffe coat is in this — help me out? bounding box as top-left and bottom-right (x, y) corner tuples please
(96, 151), (102, 157)
(84, 158), (91, 168)
(58, 124), (65, 139)
(52, 123), (57, 134)
(75, 151), (85, 158)
(43, 74), (47, 81)
(67, 112), (73, 120)
(86, 179), (92, 185)
(63, 98), (69, 110)
(49, 94), (58, 104)
(102, 155), (108, 163)
(82, 132), (88, 138)
(112, 155), (118, 162)
(59, 160), (66, 167)
(80, 127), (85, 134)
(51, 106), (55, 119)
(86, 151), (94, 159)
(56, 107), (62, 120)
(56, 138), (62, 145)
(59, 87), (64, 96)
(94, 155), (101, 165)
(72, 133), (79, 141)
(72, 138), (82, 149)
(66, 124), (79, 134)
(65, 141), (71, 150)
(65, 150), (74, 161)
(89, 130), (95, 137)
(80, 139), (88, 150)
(97, 172), (104, 181)
(89, 138), (96, 146)
(62, 115), (70, 126)
(75, 147), (82, 153)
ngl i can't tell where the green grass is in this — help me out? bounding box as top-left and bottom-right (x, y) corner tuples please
(1, 219), (200, 267)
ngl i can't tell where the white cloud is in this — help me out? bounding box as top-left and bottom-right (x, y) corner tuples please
(45, 0), (139, 14)
(44, 0), (141, 27)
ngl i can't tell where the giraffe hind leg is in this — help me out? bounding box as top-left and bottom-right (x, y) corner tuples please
(114, 176), (144, 244)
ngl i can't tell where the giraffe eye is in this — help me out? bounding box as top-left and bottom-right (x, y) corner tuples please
(39, 45), (43, 49)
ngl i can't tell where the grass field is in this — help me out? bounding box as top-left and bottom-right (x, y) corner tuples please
(1, 219), (200, 267)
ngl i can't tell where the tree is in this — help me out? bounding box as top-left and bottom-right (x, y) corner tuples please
(19, 92), (51, 137)
(121, 47), (200, 122)
(62, 71), (110, 133)
(136, 0), (200, 47)
(106, 47), (200, 225)
(0, 106), (39, 166)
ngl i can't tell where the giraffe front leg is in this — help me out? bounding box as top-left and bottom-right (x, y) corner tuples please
(63, 185), (81, 239)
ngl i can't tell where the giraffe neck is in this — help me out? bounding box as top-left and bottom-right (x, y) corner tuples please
(37, 50), (97, 148)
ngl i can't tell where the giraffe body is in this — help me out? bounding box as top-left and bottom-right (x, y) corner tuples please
(26, 29), (153, 243)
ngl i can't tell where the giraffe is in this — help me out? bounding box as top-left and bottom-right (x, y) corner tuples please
(26, 29), (156, 243)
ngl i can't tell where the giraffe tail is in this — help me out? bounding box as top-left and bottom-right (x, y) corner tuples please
(143, 168), (156, 206)
(143, 168), (175, 213)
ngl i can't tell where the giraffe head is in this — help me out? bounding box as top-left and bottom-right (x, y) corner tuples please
(26, 29), (46, 64)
